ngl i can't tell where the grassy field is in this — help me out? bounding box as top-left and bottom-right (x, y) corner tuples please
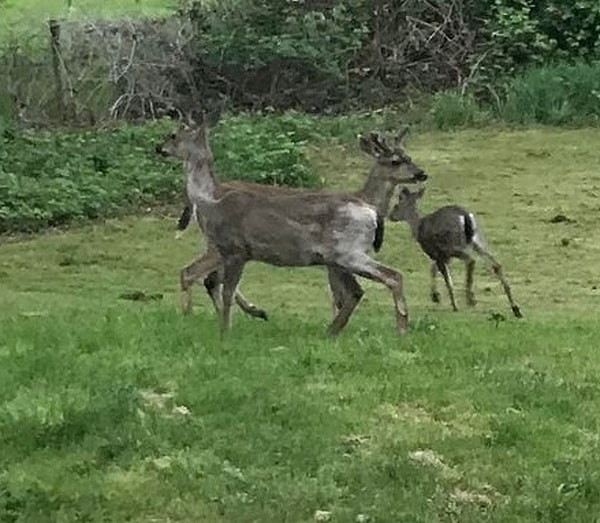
(1, 126), (600, 521)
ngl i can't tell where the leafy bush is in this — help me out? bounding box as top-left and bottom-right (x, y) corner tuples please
(189, 0), (368, 78)
(477, 0), (600, 84)
(498, 62), (600, 125)
(211, 113), (319, 186)
(0, 113), (319, 233)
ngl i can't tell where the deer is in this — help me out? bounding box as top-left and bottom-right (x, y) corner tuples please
(170, 128), (428, 322)
(388, 186), (523, 318)
(172, 180), (316, 320)
(158, 120), (419, 336)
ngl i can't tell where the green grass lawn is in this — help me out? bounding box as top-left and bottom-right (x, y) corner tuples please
(1, 127), (600, 521)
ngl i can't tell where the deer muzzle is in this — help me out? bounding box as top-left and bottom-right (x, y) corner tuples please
(413, 169), (428, 182)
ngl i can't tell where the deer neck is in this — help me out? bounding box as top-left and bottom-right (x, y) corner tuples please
(185, 150), (217, 202)
(405, 208), (422, 241)
(355, 165), (396, 214)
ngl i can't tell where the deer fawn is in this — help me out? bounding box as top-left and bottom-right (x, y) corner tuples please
(158, 121), (415, 336)
(389, 187), (522, 318)
(173, 128), (427, 321)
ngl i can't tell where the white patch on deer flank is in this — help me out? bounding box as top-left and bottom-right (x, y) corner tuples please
(333, 202), (377, 255)
(468, 212), (487, 247)
(468, 212), (477, 230)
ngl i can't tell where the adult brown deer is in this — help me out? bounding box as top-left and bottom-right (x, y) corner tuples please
(389, 186), (522, 318)
(158, 121), (416, 336)
(172, 128), (427, 320)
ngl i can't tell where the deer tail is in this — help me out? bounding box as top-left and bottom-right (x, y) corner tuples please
(177, 203), (194, 231)
(463, 212), (475, 244)
(373, 212), (385, 253)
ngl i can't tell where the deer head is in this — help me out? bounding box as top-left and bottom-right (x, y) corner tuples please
(358, 128), (427, 184)
(389, 186), (426, 222)
(156, 115), (213, 164)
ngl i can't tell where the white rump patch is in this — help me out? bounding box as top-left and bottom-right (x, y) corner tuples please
(333, 202), (378, 255)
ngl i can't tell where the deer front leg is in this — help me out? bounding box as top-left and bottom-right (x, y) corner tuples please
(326, 267), (364, 336)
(182, 250), (269, 320)
(203, 268), (268, 320)
(437, 260), (458, 312)
(202, 270), (224, 313)
(234, 291), (269, 321)
(220, 257), (246, 336)
(342, 256), (409, 335)
(180, 250), (222, 315)
(430, 261), (441, 303)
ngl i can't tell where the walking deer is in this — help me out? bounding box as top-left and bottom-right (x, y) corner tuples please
(172, 128), (427, 320)
(158, 121), (416, 336)
(389, 187), (522, 318)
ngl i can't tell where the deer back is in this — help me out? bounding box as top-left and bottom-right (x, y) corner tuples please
(205, 190), (379, 267)
(418, 205), (475, 260)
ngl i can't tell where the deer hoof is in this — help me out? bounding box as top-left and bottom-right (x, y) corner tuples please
(431, 292), (441, 303)
(249, 308), (268, 321)
(512, 305), (523, 318)
(466, 295), (477, 307)
(326, 325), (341, 337)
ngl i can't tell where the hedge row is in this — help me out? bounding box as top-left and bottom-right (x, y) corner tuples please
(0, 114), (321, 233)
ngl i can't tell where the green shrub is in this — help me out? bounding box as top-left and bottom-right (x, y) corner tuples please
(498, 62), (600, 125)
(430, 91), (488, 130)
(0, 113), (319, 233)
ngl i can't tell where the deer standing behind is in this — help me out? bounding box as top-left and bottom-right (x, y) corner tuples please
(389, 187), (522, 318)
(173, 129), (427, 321)
(159, 121), (415, 336)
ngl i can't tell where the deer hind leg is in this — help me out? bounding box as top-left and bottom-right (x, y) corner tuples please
(342, 256), (409, 334)
(180, 250), (223, 315)
(430, 261), (441, 303)
(461, 254), (477, 307)
(220, 258), (246, 336)
(326, 267), (364, 336)
(472, 245), (523, 318)
(437, 260), (458, 312)
(327, 266), (352, 321)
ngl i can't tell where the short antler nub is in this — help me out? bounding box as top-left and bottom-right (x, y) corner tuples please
(359, 133), (381, 158)
(370, 131), (392, 155)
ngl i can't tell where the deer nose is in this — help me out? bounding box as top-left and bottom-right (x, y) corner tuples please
(155, 144), (166, 156)
(414, 169), (427, 181)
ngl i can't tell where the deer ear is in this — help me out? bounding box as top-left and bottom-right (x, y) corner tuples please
(397, 126), (410, 143)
